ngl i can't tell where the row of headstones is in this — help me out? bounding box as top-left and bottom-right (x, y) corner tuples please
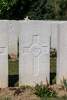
(1, 20), (66, 59)
(0, 20), (67, 88)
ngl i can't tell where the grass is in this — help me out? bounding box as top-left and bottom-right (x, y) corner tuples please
(50, 57), (56, 84)
(42, 97), (67, 100)
(8, 60), (19, 75)
(2, 97), (12, 100)
(2, 97), (67, 100)
(50, 57), (56, 73)
(8, 60), (19, 86)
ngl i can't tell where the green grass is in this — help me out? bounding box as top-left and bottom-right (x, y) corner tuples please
(50, 57), (56, 84)
(42, 97), (67, 100)
(8, 60), (19, 75)
(8, 60), (19, 86)
(2, 97), (12, 100)
(2, 97), (67, 100)
(50, 58), (56, 73)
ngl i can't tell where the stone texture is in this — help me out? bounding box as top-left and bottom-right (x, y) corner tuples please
(8, 20), (20, 59)
(57, 22), (67, 84)
(51, 22), (58, 50)
(19, 21), (51, 86)
(0, 20), (8, 88)
(50, 21), (67, 50)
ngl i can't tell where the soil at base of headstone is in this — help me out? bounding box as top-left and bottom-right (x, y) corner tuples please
(0, 87), (41, 100)
(0, 85), (67, 100)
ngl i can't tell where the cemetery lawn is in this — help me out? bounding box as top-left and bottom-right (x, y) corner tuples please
(8, 60), (19, 87)
(50, 57), (56, 73)
(9, 60), (19, 75)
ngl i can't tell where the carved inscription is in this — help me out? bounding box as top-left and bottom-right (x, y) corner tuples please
(23, 34), (48, 76)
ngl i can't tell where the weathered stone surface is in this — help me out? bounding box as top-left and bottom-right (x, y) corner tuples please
(50, 21), (67, 50)
(0, 20), (8, 88)
(8, 20), (19, 59)
(57, 22), (67, 84)
(51, 22), (58, 50)
(19, 21), (51, 86)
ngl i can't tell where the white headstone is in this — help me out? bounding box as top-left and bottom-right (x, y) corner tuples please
(57, 23), (67, 84)
(50, 21), (67, 50)
(19, 21), (50, 86)
(8, 20), (19, 58)
(0, 20), (8, 88)
(51, 22), (58, 50)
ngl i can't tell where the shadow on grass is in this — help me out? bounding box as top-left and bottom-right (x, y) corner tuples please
(50, 72), (56, 84)
(8, 73), (56, 86)
(8, 75), (19, 87)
